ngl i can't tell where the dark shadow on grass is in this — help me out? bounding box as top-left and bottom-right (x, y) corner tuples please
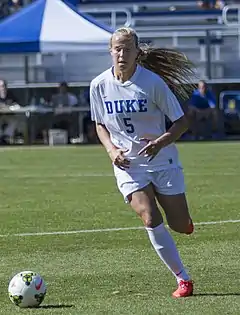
(194, 293), (240, 297)
(37, 304), (74, 309)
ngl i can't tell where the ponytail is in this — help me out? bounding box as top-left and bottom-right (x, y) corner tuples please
(137, 47), (196, 100)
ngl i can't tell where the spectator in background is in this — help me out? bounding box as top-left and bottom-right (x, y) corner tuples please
(197, 0), (225, 9)
(0, 0), (36, 20)
(0, 79), (23, 144)
(79, 87), (89, 107)
(0, 79), (19, 105)
(42, 82), (79, 143)
(188, 80), (221, 139)
(215, 0), (225, 9)
(188, 80), (224, 139)
(9, 0), (23, 14)
(0, 1), (10, 19)
(51, 81), (78, 107)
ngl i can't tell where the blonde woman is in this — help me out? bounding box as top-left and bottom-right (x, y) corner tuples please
(90, 27), (195, 298)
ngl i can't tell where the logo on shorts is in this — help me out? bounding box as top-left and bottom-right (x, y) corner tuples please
(167, 181), (173, 187)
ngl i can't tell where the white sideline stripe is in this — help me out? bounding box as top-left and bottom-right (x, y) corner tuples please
(0, 219), (239, 238)
(1, 172), (238, 179)
(1, 173), (114, 178)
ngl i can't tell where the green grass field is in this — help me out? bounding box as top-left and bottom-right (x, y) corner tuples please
(0, 142), (239, 315)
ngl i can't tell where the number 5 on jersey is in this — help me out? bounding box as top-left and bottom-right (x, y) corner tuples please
(123, 118), (135, 134)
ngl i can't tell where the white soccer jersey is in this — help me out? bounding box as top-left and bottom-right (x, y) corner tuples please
(90, 65), (184, 172)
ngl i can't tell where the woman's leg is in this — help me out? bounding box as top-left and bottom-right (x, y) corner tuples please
(127, 184), (193, 297)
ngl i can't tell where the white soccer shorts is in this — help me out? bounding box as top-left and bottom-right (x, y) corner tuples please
(113, 166), (186, 202)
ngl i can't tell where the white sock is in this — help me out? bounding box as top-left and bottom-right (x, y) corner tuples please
(146, 223), (190, 283)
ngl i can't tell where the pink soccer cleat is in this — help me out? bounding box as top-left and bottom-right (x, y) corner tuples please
(172, 280), (194, 298)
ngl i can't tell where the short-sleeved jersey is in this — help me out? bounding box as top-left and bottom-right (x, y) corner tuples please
(90, 65), (184, 172)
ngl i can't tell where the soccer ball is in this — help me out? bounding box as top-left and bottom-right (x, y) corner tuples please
(8, 271), (47, 308)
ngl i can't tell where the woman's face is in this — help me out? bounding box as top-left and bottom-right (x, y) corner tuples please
(110, 33), (139, 74)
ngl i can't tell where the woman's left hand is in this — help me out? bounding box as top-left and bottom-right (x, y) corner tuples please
(137, 138), (162, 162)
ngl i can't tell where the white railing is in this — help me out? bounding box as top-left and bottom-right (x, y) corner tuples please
(222, 4), (240, 58)
(80, 8), (132, 29)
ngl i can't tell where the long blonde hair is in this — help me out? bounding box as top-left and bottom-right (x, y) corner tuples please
(110, 27), (196, 100)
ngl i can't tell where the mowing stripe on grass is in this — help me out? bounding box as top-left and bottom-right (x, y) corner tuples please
(0, 219), (239, 238)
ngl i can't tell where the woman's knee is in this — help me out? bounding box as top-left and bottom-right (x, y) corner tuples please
(129, 185), (163, 228)
(141, 210), (162, 228)
(132, 203), (163, 228)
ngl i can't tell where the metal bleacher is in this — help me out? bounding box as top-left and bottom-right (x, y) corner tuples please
(78, 0), (198, 10)
(62, 1), (240, 83)
(1, 1), (240, 84)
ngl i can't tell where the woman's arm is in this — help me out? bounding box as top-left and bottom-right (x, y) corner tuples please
(155, 115), (188, 148)
(96, 123), (130, 169)
(95, 123), (116, 154)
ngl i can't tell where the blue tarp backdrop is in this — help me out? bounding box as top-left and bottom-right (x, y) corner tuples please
(0, 0), (112, 53)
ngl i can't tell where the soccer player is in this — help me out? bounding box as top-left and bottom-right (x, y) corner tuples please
(90, 27), (194, 298)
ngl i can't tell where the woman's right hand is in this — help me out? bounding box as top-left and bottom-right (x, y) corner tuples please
(108, 148), (130, 169)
